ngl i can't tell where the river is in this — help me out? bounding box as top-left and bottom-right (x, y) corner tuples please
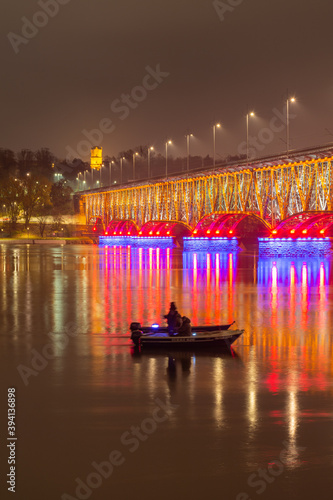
(0, 243), (332, 500)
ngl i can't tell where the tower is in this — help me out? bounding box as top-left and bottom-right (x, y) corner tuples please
(90, 147), (102, 171)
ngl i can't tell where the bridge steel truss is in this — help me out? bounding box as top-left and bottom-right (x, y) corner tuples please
(82, 155), (333, 228)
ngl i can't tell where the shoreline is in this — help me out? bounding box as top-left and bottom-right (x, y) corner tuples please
(0, 238), (95, 245)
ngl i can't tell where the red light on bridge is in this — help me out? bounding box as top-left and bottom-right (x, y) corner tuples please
(272, 230), (277, 235)
(216, 230), (220, 234)
(149, 231), (153, 235)
(93, 227), (96, 231)
(229, 230), (233, 235)
(119, 232), (122, 235)
(302, 229), (307, 235)
(320, 229), (325, 235)
(156, 231), (160, 235)
(194, 230), (198, 234)
(113, 231), (116, 235)
(290, 229), (295, 234)
(207, 230), (211, 234)
(167, 231), (170, 235)
(105, 231), (108, 235)
(127, 231), (131, 235)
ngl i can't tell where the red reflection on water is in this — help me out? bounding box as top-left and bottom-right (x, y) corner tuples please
(271, 263), (278, 329)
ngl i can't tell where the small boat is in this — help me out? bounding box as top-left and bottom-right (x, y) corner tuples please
(130, 322), (244, 350)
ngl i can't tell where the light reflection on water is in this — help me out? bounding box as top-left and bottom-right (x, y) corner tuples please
(1, 244), (333, 498)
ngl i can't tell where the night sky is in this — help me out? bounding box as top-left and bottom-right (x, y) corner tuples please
(2, 0), (333, 161)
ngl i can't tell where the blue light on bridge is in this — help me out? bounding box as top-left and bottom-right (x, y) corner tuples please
(99, 236), (174, 248)
(183, 236), (239, 252)
(258, 237), (333, 257)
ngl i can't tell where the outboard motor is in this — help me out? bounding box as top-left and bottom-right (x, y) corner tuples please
(130, 322), (143, 347)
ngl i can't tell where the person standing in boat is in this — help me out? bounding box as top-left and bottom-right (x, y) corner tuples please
(164, 302), (182, 336)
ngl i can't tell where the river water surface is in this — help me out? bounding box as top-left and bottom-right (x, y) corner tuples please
(1, 244), (333, 500)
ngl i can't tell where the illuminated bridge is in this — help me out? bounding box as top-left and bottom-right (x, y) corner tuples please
(79, 145), (333, 242)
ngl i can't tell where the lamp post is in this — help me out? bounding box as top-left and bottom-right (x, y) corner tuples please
(100, 163), (103, 186)
(246, 111), (255, 166)
(165, 140), (172, 178)
(120, 157), (125, 184)
(147, 146), (154, 178)
(186, 133), (193, 171)
(213, 123), (221, 167)
(109, 160), (114, 185)
(133, 152), (139, 180)
(286, 96), (296, 156)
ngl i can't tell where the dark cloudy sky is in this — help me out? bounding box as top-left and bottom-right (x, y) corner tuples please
(2, 0), (333, 161)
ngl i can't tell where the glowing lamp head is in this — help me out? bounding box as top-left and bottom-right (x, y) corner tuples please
(302, 230), (307, 234)
(156, 231), (160, 235)
(139, 231), (142, 235)
(119, 232), (122, 235)
(127, 232), (130, 235)
(167, 231), (170, 235)
(113, 231), (116, 235)
(194, 229), (198, 234)
(149, 231), (153, 235)
(229, 230), (233, 235)
(207, 230), (211, 234)
(290, 229), (295, 234)
(105, 232), (108, 235)
(216, 230), (220, 234)
(272, 230), (277, 234)
(93, 227), (96, 231)
(320, 229), (325, 234)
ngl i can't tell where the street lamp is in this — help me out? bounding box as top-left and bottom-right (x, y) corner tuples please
(246, 111), (255, 165)
(109, 160), (115, 185)
(213, 123), (221, 167)
(147, 147), (154, 178)
(120, 157), (125, 184)
(186, 134), (193, 171)
(165, 140), (172, 178)
(286, 96), (296, 156)
(100, 163), (104, 186)
(133, 152), (139, 180)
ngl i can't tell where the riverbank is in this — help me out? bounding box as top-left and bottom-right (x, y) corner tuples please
(0, 237), (94, 245)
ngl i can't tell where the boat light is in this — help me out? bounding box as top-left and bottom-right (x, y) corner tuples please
(151, 323), (159, 328)
(192, 332), (197, 336)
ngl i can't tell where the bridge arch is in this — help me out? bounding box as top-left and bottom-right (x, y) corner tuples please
(138, 220), (192, 238)
(104, 219), (139, 236)
(192, 212), (270, 237)
(271, 211), (333, 237)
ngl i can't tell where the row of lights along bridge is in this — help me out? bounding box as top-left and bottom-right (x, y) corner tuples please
(76, 96), (296, 190)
